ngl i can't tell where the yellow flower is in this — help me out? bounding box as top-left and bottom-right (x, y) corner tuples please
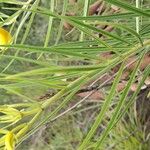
(0, 28), (12, 49)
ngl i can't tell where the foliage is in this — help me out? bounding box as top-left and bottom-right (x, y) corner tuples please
(0, 0), (150, 149)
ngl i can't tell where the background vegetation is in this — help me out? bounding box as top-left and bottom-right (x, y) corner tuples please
(0, 0), (150, 149)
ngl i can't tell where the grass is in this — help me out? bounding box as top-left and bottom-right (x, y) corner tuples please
(0, 0), (150, 150)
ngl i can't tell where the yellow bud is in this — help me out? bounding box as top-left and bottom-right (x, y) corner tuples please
(5, 132), (15, 150)
(0, 106), (22, 124)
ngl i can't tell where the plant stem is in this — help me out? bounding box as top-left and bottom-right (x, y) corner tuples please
(136, 0), (140, 33)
